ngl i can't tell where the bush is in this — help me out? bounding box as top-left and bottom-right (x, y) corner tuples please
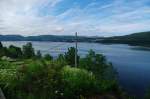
(61, 66), (100, 99)
(0, 47), (9, 58)
(0, 60), (65, 99)
(79, 50), (119, 94)
(79, 50), (117, 80)
(44, 54), (53, 61)
(13, 60), (51, 99)
(8, 45), (23, 58)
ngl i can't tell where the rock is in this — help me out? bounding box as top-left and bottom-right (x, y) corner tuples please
(0, 88), (6, 99)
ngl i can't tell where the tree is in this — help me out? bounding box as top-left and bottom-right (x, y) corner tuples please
(64, 47), (79, 67)
(1, 47), (9, 57)
(44, 54), (53, 60)
(79, 50), (116, 80)
(36, 50), (42, 59)
(8, 45), (23, 58)
(22, 42), (35, 58)
(0, 42), (3, 48)
(0, 42), (4, 57)
(57, 54), (65, 61)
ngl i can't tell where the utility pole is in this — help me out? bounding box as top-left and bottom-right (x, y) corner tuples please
(75, 32), (78, 67)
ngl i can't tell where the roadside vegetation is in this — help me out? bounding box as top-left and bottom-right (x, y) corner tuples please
(0, 42), (133, 99)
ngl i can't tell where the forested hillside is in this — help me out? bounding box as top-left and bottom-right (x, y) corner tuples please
(98, 31), (150, 46)
(0, 31), (150, 46)
(0, 35), (95, 42)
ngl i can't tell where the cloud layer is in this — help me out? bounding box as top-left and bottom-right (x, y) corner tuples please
(0, 0), (150, 36)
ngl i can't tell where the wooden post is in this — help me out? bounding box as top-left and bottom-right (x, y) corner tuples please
(75, 32), (78, 67)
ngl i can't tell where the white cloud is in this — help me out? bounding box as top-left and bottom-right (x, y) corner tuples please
(0, 0), (150, 36)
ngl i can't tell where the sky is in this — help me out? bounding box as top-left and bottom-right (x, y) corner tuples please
(0, 0), (150, 36)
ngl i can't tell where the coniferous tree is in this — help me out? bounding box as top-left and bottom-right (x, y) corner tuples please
(22, 42), (35, 58)
(64, 47), (79, 67)
(8, 45), (23, 58)
(36, 50), (42, 59)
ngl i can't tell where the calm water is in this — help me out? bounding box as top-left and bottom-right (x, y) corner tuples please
(2, 41), (150, 98)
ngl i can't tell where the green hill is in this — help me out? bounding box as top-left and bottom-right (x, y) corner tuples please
(0, 35), (95, 42)
(0, 31), (150, 47)
(99, 31), (150, 47)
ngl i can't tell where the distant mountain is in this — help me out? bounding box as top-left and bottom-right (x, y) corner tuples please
(0, 35), (97, 42)
(0, 31), (150, 47)
(0, 35), (25, 41)
(98, 31), (150, 47)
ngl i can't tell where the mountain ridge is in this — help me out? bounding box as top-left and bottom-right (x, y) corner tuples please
(0, 31), (150, 46)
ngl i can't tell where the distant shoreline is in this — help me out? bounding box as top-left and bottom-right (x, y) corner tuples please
(1, 40), (150, 48)
(0, 31), (150, 47)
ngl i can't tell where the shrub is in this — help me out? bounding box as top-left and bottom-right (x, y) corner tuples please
(61, 66), (100, 99)
(0, 60), (65, 99)
(44, 54), (53, 61)
(79, 50), (117, 80)
(79, 50), (119, 94)
(8, 45), (23, 58)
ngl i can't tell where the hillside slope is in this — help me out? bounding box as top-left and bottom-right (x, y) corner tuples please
(99, 31), (150, 46)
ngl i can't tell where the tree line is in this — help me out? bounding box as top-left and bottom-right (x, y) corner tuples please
(0, 42), (53, 60)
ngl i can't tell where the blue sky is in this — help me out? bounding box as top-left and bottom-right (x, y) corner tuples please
(0, 0), (150, 36)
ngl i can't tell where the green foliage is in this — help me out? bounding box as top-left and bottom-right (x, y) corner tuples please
(36, 50), (42, 59)
(0, 42), (3, 48)
(100, 31), (150, 47)
(145, 88), (150, 99)
(0, 42), (37, 59)
(57, 54), (65, 61)
(64, 47), (79, 67)
(100, 80), (118, 92)
(61, 66), (100, 99)
(79, 49), (117, 80)
(0, 60), (17, 69)
(0, 44), (121, 99)
(0, 42), (8, 57)
(0, 60), (64, 99)
(0, 69), (16, 86)
(44, 54), (53, 61)
(55, 54), (67, 67)
(22, 42), (35, 59)
(79, 50), (118, 94)
(7, 45), (23, 58)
